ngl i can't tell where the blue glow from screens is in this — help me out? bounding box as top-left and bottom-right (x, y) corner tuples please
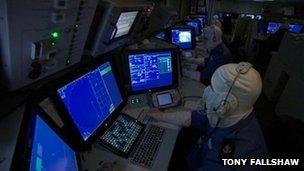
(129, 51), (173, 92)
(155, 31), (165, 40)
(185, 21), (201, 35)
(267, 22), (282, 35)
(30, 116), (78, 171)
(57, 62), (123, 141)
(171, 29), (193, 49)
(288, 24), (303, 33)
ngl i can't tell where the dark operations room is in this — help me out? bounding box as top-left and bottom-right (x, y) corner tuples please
(0, 0), (304, 170)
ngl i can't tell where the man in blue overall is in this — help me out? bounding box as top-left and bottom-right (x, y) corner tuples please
(183, 25), (233, 86)
(149, 62), (268, 170)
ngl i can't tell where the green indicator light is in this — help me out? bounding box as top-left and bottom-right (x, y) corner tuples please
(75, 24), (79, 28)
(51, 32), (60, 38)
(51, 42), (55, 46)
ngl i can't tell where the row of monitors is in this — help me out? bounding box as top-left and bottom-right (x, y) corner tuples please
(13, 49), (177, 170)
(267, 22), (304, 35)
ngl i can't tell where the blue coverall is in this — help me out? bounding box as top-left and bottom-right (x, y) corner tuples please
(200, 42), (233, 82)
(186, 111), (268, 170)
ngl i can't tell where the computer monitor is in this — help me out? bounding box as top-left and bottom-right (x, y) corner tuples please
(288, 23), (304, 34)
(127, 49), (176, 93)
(155, 31), (166, 40)
(111, 11), (139, 39)
(185, 19), (202, 36)
(12, 107), (79, 171)
(255, 15), (262, 20)
(170, 27), (195, 50)
(57, 61), (123, 142)
(267, 22), (282, 35)
(246, 14), (255, 19)
(191, 15), (205, 27)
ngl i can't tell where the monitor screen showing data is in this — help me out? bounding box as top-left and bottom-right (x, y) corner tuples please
(197, 16), (205, 27)
(57, 62), (123, 141)
(288, 24), (304, 34)
(171, 29), (193, 49)
(128, 51), (173, 92)
(111, 11), (139, 39)
(267, 22), (282, 35)
(155, 31), (165, 40)
(185, 20), (201, 35)
(30, 115), (78, 171)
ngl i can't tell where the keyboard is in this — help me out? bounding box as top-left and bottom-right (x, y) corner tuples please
(130, 125), (166, 168)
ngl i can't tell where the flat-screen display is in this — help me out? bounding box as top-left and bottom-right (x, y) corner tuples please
(185, 20), (201, 35)
(57, 62), (123, 141)
(267, 22), (282, 35)
(288, 24), (304, 34)
(30, 115), (78, 171)
(171, 28), (193, 49)
(111, 11), (139, 39)
(155, 31), (165, 40)
(128, 51), (173, 92)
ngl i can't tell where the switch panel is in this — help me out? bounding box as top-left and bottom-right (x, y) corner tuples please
(0, 0), (99, 90)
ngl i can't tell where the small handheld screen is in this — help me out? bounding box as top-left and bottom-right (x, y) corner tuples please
(157, 93), (173, 106)
(111, 11), (139, 39)
(128, 51), (173, 92)
(30, 115), (78, 171)
(171, 29), (193, 49)
(57, 62), (123, 141)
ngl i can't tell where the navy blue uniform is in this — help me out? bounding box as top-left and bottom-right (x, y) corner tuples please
(186, 111), (268, 170)
(201, 43), (233, 84)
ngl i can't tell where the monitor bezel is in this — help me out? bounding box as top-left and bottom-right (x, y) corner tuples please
(110, 9), (142, 42)
(50, 57), (127, 148)
(184, 19), (202, 35)
(125, 48), (179, 95)
(11, 103), (82, 171)
(169, 26), (196, 50)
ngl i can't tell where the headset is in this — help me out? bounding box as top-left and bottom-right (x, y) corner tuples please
(211, 62), (253, 117)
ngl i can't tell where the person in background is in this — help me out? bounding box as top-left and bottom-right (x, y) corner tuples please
(148, 62), (268, 171)
(183, 25), (233, 86)
(211, 14), (222, 29)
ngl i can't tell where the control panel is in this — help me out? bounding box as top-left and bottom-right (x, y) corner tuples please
(0, 0), (99, 90)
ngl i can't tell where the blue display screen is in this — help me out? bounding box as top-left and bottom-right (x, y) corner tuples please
(267, 22), (282, 35)
(155, 31), (165, 40)
(128, 51), (173, 92)
(57, 62), (123, 141)
(171, 29), (193, 49)
(288, 24), (304, 33)
(185, 21), (200, 35)
(197, 17), (205, 27)
(30, 115), (78, 171)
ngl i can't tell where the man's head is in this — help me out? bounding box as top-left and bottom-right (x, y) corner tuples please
(212, 15), (222, 28)
(203, 62), (262, 127)
(202, 25), (223, 51)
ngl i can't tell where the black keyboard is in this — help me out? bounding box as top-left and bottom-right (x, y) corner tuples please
(131, 125), (165, 168)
